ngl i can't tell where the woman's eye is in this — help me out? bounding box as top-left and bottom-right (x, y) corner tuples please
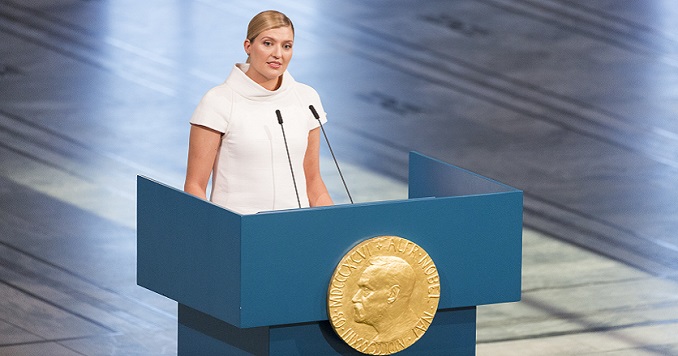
(263, 41), (272, 46)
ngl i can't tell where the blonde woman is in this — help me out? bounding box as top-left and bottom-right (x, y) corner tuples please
(184, 10), (333, 214)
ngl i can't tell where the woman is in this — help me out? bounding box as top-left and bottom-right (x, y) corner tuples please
(184, 10), (333, 214)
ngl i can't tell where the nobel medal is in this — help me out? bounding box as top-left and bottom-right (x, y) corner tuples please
(327, 236), (441, 355)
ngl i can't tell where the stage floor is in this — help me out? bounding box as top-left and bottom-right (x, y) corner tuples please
(1, 0), (678, 354)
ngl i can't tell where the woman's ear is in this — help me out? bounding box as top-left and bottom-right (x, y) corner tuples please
(243, 39), (251, 56)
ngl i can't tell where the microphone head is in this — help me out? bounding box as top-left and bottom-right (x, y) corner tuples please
(275, 109), (283, 124)
(308, 105), (320, 120)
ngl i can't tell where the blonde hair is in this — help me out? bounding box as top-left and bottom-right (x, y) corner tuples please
(246, 10), (294, 43)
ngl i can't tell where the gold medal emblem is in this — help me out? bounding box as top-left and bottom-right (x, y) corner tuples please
(327, 236), (440, 355)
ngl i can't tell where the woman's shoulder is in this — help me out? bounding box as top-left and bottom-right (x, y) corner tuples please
(194, 82), (237, 114)
(290, 80), (322, 101)
(203, 81), (235, 100)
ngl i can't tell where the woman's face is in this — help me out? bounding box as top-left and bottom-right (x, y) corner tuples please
(244, 26), (294, 90)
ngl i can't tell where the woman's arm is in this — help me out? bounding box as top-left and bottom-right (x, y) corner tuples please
(304, 127), (334, 207)
(184, 124), (222, 200)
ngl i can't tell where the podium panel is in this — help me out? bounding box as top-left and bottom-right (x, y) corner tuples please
(137, 152), (522, 354)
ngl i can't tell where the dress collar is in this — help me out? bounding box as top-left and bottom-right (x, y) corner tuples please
(227, 63), (293, 100)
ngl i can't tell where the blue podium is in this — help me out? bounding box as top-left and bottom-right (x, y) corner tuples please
(137, 152), (522, 355)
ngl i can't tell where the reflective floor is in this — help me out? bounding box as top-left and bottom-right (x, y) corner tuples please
(1, 0), (678, 355)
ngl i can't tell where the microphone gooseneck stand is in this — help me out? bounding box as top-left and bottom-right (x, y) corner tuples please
(309, 105), (354, 204)
(275, 109), (302, 209)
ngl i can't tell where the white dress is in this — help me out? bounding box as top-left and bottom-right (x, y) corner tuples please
(189, 63), (328, 214)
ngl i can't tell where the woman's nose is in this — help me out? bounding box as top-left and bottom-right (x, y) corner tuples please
(272, 45), (282, 58)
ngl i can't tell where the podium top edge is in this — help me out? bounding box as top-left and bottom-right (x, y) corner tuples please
(138, 175), (521, 219)
(409, 151), (522, 193)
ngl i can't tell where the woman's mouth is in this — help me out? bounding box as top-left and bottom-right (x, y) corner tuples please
(267, 61), (282, 69)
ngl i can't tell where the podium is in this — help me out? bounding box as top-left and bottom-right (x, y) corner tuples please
(137, 152), (522, 355)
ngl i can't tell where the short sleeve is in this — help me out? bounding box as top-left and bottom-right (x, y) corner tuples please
(189, 85), (232, 133)
(296, 84), (328, 130)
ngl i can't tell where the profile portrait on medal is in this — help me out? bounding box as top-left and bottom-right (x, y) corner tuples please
(351, 255), (420, 342)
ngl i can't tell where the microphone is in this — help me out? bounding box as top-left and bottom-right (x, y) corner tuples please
(275, 110), (302, 208)
(309, 105), (354, 204)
